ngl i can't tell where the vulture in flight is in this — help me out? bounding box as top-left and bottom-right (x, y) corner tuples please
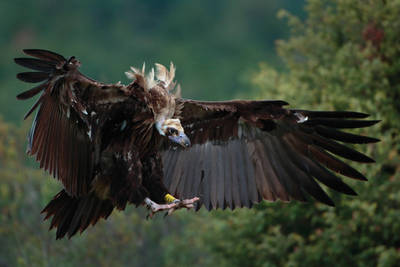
(15, 49), (379, 239)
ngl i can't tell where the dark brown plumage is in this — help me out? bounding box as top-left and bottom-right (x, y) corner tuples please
(15, 49), (379, 239)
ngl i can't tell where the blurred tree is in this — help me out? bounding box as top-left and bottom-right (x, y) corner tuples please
(165, 0), (400, 266)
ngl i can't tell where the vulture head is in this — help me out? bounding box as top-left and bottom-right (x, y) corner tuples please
(156, 118), (191, 147)
(126, 61), (189, 147)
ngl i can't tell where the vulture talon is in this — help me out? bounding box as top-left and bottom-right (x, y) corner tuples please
(144, 197), (199, 218)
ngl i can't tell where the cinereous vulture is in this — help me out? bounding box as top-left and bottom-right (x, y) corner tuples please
(15, 49), (379, 239)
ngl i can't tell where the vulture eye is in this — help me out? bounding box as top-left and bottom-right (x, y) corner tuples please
(167, 127), (178, 136)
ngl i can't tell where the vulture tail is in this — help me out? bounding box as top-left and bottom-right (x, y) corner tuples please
(42, 190), (114, 239)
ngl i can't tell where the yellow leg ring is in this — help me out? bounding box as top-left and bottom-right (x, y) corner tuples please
(164, 193), (177, 203)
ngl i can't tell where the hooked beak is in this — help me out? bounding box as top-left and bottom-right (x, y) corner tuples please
(169, 133), (191, 148)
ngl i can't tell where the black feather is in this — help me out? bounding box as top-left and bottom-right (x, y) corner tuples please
(304, 118), (380, 128)
(17, 72), (49, 83)
(309, 146), (368, 181)
(310, 134), (375, 163)
(23, 49), (66, 62)
(315, 126), (380, 144)
(14, 58), (56, 72)
(293, 110), (370, 119)
(278, 138), (357, 196)
(16, 82), (47, 100)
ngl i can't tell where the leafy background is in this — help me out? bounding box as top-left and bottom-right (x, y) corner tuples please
(1, 0), (399, 266)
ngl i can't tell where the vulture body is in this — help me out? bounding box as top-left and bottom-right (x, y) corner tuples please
(15, 49), (379, 239)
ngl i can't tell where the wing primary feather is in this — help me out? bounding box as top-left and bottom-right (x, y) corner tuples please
(29, 110), (41, 155)
(23, 93), (45, 120)
(27, 111), (38, 154)
(309, 133), (375, 163)
(23, 49), (66, 62)
(315, 126), (380, 144)
(284, 132), (368, 181)
(278, 136), (357, 196)
(271, 136), (334, 206)
(16, 50), (95, 198)
(304, 118), (380, 128)
(14, 58), (56, 72)
(17, 72), (49, 83)
(16, 82), (48, 100)
(309, 146), (367, 181)
(309, 159), (357, 195)
(293, 110), (370, 119)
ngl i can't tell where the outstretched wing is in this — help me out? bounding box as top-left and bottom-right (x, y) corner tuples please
(15, 49), (127, 197)
(161, 99), (379, 210)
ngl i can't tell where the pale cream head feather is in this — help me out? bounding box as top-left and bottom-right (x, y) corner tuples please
(125, 62), (176, 91)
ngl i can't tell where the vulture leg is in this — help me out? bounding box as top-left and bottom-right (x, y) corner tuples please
(144, 197), (200, 218)
(142, 153), (199, 218)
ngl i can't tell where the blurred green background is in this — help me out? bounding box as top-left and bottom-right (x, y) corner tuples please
(1, 0), (400, 266)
